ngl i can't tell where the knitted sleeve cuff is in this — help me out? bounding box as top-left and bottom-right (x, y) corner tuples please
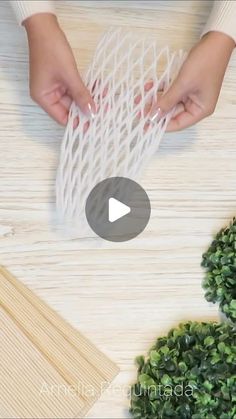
(10, 0), (56, 25)
(202, 0), (236, 44)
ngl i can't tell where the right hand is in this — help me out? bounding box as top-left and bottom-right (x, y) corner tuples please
(24, 14), (96, 125)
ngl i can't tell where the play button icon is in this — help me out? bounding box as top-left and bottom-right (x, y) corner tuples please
(85, 177), (151, 242)
(108, 198), (131, 222)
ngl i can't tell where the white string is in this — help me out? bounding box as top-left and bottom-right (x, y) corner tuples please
(56, 28), (185, 228)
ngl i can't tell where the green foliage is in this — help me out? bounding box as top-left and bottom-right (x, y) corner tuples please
(202, 218), (236, 323)
(130, 322), (236, 419)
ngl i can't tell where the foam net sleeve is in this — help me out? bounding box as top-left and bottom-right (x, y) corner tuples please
(56, 28), (185, 224)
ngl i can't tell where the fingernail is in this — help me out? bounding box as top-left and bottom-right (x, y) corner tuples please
(85, 103), (96, 120)
(149, 107), (163, 123)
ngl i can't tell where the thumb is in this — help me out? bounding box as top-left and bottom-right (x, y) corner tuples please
(67, 69), (96, 119)
(149, 78), (184, 123)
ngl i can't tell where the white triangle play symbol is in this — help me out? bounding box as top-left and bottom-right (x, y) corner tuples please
(108, 197), (131, 223)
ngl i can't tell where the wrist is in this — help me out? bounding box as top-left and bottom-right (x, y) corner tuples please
(24, 13), (59, 38)
(203, 31), (235, 53)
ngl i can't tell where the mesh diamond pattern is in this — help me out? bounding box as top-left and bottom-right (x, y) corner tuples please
(56, 28), (185, 224)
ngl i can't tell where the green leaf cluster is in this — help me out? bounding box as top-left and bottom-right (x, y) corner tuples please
(130, 322), (236, 418)
(202, 218), (236, 322)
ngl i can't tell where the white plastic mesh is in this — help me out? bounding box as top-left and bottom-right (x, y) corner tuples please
(56, 28), (185, 225)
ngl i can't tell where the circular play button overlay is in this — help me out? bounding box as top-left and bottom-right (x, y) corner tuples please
(85, 177), (151, 242)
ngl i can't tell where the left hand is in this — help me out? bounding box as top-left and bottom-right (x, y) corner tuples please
(150, 31), (235, 132)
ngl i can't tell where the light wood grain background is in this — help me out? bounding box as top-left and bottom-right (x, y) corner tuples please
(0, 1), (236, 418)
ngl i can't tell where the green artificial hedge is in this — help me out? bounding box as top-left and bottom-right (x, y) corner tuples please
(130, 321), (236, 419)
(202, 218), (236, 323)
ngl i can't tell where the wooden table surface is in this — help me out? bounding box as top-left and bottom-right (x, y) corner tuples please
(0, 1), (236, 418)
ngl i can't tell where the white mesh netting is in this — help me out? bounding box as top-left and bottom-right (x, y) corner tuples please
(56, 28), (185, 226)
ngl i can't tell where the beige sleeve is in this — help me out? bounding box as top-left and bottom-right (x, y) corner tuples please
(10, 0), (56, 25)
(202, 0), (236, 43)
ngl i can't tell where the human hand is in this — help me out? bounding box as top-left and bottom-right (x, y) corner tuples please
(24, 14), (95, 125)
(150, 31), (235, 132)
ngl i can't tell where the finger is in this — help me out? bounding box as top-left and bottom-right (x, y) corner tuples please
(134, 80), (154, 105)
(158, 80), (166, 92)
(45, 87), (72, 113)
(60, 94), (72, 111)
(149, 78), (185, 123)
(58, 92), (78, 127)
(91, 79), (98, 94)
(145, 91), (164, 116)
(143, 96), (182, 132)
(91, 79), (108, 99)
(171, 102), (185, 118)
(166, 111), (201, 132)
(143, 101), (152, 118)
(41, 100), (69, 126)
(67, 70), (96, 119)
(102, 85), (109, 99)
(137, 90), (162, 120)
(83, 120), (90, 133)
(166, 100), (204, 132)
(144, 80), (154, 91)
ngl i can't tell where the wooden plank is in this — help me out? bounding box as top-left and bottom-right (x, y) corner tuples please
(0, 267), (119, 418)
